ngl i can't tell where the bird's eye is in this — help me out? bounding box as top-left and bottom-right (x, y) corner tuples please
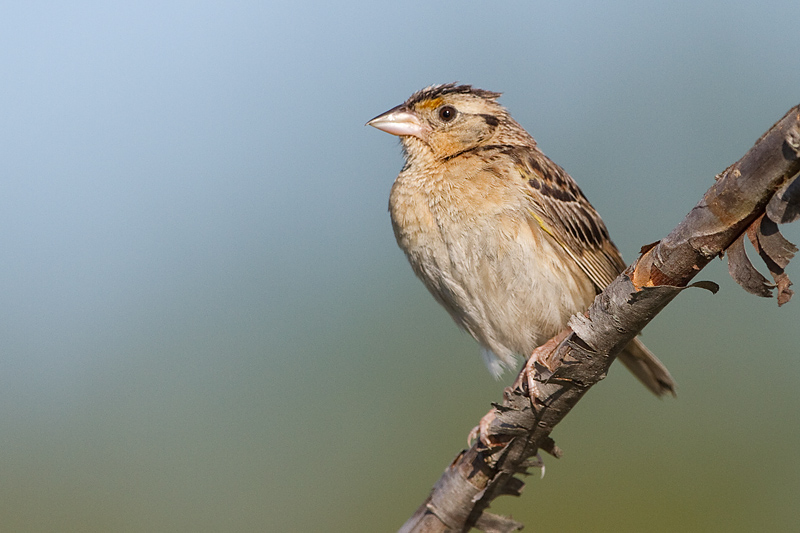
(438, 105), (457, 122)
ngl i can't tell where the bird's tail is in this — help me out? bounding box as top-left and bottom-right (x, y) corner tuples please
(618, 338), (676, 397)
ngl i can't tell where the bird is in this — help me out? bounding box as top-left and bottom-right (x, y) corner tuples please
(367, 83), (675, 396)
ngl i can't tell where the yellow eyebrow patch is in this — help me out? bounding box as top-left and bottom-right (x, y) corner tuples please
(416, 97), (443, 110)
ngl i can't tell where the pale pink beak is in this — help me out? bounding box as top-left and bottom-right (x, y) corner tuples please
(366, 105), (426, 140)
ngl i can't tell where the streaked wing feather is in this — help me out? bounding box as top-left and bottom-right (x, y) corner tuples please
(503, 145), (626, 290)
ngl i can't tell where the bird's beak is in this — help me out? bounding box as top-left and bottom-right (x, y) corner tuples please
(366, 105), (426, 140)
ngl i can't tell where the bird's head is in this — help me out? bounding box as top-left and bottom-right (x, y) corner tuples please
(367, 83), (525, 162)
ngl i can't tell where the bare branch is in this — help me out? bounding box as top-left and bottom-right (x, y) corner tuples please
(399, 106), (800, 532)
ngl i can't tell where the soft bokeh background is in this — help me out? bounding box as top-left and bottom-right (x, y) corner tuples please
(1, 1), (798, 531)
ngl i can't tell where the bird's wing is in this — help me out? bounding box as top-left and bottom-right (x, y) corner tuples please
(500, 145), (626, 291)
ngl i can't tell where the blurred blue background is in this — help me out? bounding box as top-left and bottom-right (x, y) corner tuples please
(0, 1), (798, 531)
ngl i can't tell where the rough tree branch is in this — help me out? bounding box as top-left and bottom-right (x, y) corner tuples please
(399, 105), (800, 533)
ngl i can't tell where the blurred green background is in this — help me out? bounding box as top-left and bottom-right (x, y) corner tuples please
(1, 1), (798, 531)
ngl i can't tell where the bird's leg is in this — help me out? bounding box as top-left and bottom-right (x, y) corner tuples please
(471, 329), (572, 450)
(468, 410), (501, 448)
(514, 328), (572, 395)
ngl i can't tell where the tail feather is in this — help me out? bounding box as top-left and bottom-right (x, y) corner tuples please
(618, 338), (676, 397)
